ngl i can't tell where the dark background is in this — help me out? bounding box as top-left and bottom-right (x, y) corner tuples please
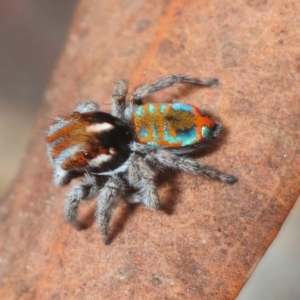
(0, 0), (76, 196)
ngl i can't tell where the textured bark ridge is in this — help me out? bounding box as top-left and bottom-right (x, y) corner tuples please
(0, 1), (299, 299)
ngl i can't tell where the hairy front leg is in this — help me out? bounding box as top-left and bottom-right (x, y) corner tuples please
(126, 155), (160, 209)
(142, 148), (237, 184)
(111, 79), (128, 120)
(64, 174), (102, 226)
(130, 74), (218, 104)
(95, 176), (126, 244)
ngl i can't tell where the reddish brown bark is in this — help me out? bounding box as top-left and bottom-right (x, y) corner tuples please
(1, 0), (300, 299)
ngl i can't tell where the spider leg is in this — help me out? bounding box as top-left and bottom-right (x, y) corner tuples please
(95, 175), (126, 244)
(131, 143), (237, 184)
(75, 101), (101, 113)
(64, 174), (104, 226)
(130, 74), (218, 104)
(111, 79), (128, 120)
(126, 155), (160, 209)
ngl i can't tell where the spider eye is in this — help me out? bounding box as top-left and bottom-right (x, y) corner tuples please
(82, 151), (93, 159)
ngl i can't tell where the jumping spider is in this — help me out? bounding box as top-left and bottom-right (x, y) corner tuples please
(47, 74), (237, 244)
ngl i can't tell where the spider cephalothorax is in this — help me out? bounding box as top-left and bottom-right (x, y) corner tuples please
(47, 75), (237, 244)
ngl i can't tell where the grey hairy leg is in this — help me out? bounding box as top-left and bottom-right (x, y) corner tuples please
(138, 146), (237, 184)
(95, 176), (126, 244)
(64, 174), (102, 226)
(75, 101), (101, 113)
(111, 79), (128, 120)
(130, 74), (218, 104)
(126, 155), (160, 209)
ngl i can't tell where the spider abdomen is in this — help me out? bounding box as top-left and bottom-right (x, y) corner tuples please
(132, 103), (219, 147)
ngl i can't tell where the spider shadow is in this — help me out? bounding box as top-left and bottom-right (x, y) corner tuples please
(155, 169), (182, 215)
(109, 202), (137, 242)
(74, 199), (137, 244)
(75, 128), (231, 242)
(140, 81), (218, 105)
(174, 81), (218, 100)
(188, 125), (231, 159)
(153, 125), (232, 215)
(75, 201), (97, 230)
(107, 170), (182, 243)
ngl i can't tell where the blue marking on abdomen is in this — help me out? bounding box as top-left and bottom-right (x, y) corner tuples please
(139, 127), (148, 138)
(148, 141), (158, 146)
(163, 124), (197, 146)
(160, 104), (166, 114)
(177, 127), (197, 145)
(149, 104), (155, 114)
(172, 103), (194, 114)
(152, 123), (158, 140)
(135, 106), (144, 116)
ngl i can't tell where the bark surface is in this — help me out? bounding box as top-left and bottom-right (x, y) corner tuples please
(0, 1), (299, 299)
